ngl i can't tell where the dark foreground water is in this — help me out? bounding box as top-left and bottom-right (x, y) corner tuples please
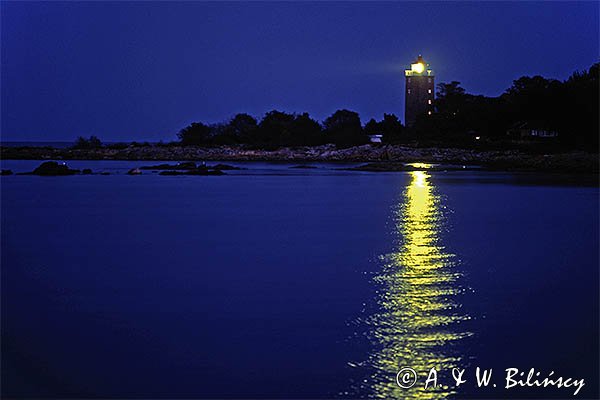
(1, 160), (598, 399)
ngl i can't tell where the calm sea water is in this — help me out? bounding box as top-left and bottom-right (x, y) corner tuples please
(1, 160), (598, 399)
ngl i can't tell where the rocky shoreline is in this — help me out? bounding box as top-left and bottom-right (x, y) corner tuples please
(1, 144), (598, 173)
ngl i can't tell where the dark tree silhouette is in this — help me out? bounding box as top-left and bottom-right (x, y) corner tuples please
(288, 113), (323, 146)
(227, 113), (258, 142)
(364, 118), (379, 135)
(380, 113), (404, 143)
(250, 111), (323, 147)
(257, 110), (296, 146)
(363, 115), (404, 143)
(560, 63), (599, 149)
(73, 135), (102, 149)
(323, 109), (367, 147)
(502, 75), (563, 130)
(178, 122), (211, 145)
(209, 123), (234, 145)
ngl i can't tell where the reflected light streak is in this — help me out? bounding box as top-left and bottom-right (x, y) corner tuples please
(367, 171), (472, 399)
(405, 163), (435, 170)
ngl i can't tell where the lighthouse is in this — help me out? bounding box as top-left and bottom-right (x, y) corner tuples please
(404, 55), (435, 127)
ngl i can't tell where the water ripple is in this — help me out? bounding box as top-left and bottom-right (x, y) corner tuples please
(363, 171), (472, 399)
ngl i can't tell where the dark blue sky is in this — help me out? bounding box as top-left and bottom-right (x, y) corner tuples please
(2, 1), (598, 142)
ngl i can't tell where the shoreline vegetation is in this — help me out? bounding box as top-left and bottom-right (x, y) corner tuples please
(2, 64), (597, 174)
(1, 144), (598, 173)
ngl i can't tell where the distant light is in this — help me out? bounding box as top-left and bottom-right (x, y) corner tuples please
(411, 62), (425, 73)
(475, 136), (481, 140)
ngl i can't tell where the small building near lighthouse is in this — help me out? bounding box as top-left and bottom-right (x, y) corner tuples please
(404, 55), (435, 127)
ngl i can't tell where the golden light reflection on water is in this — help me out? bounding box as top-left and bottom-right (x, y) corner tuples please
(367, 171), (472, 399)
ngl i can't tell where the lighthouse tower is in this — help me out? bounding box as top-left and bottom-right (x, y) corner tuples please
(404, 55), (435, 127)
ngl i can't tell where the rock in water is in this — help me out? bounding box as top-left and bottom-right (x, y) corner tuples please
(159, 169), (225, 176)
(211, 164), (244, 170)
(127, 168), (142, 175)
(31, 161), (79, 176)
(177, 162), (197, 169)
(82, 168), (93, 175)
(139, 162), (197, 170)
(1, 169), (13, 175)
(187, 169), (224, 175)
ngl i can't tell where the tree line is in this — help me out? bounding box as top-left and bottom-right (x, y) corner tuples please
(177, 110), (377, 148)
(74, 63), (598, 151)
(176, 63), (597, 151)
(415, 63), (598, 150)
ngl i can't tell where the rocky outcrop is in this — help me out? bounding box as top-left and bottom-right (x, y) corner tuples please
(290, 165), (317, 169)
(1, 144), (598, 173)
(211, 164), (244, 170)
(137, 162), (237, 175)
(159, 169), (224, 176)
(139, 162), (197, 170)
(20, 161), (80, 176)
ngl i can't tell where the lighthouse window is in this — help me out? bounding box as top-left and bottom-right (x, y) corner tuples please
(428, 78), (432, 83)
(428, 111), (432, 115)
(408, 89), (411, 94)
(428, 89), (432, 94)
(428, 99), (432, 104)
